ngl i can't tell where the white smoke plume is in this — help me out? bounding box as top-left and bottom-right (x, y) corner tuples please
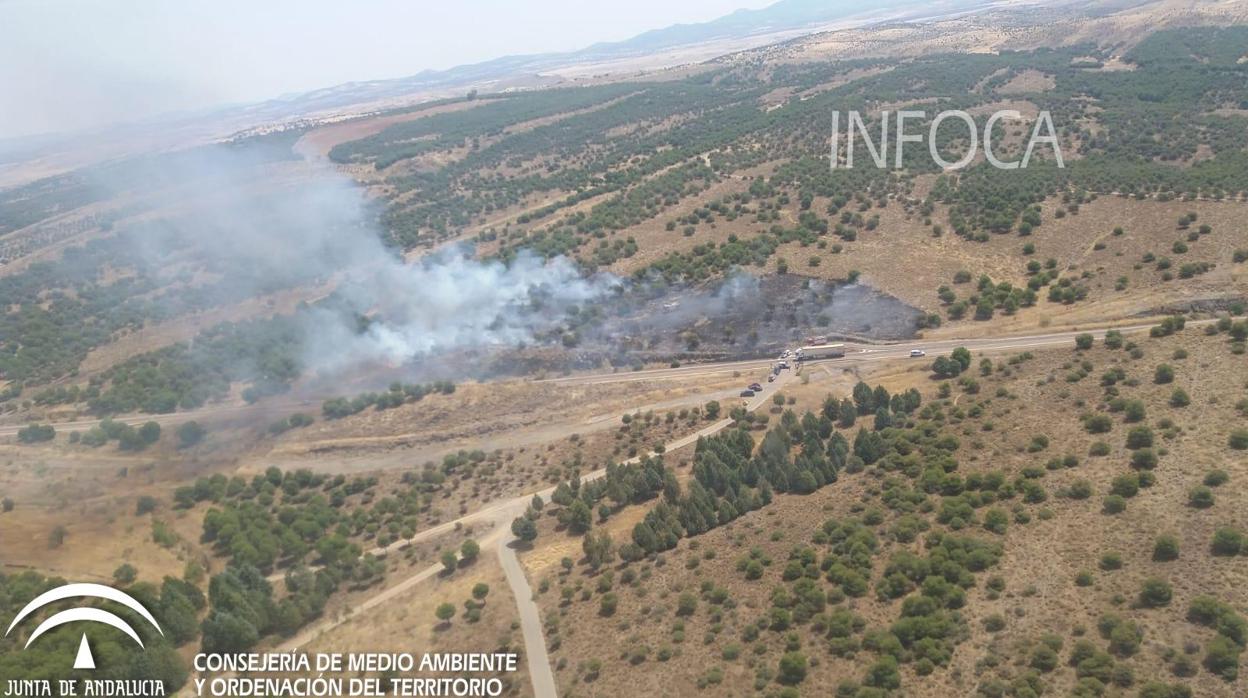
(306, 247), (619, 373)
(81, 139), (619, 380)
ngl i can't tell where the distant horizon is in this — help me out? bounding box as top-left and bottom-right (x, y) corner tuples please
(0, 0), (782, 139)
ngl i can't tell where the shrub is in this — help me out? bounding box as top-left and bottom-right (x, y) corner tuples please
(112, 563), (137, 585)
(1211, 528), (1244, 556)
(1130, 448), (1158, 470)
(135, 495), (158, 516)
(1031, 644), (1060, 672)
(1152, 535), (1180, 562)
(983, 508), (1008, 534)
(864, 655), (900, 690)
(676, 592), (697, 617)
(599, 592), (619, 617)
(16, 424), (55, 443)
(1204, 635), (1241, 681)
(1099, 553), (1123, 571)
(1204, 470), (1229, 487)
(1109, 625), (1143, 659)
(1154, 364), (1175, 384)
(1138, 682), (1193, 698)
(1102, 495), (1127, 515)
(1229, 429), (1248, 451)
(1188, 487), (1215, 509)
(777, 652), (808, 685)
(1110, 474), (1139, 498)
(1085, 414), (1113, 434)
(1169, 388), (1190, 407)
(1126, 426), (1153, 449)
(1075, 334), (1094, 350)
(1067, 480), (1093, 500)
(1139, 578), (1173, 607)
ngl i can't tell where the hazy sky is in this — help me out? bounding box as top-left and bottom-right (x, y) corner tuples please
(0, 0), (773, 139)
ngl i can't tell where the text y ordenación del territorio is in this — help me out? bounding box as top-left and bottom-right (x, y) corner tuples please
(193, 652), (520, 697)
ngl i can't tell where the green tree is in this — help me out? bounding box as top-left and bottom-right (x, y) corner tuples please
(138, 421), (162, 445)
(435, 602), (456, 624)
(441, 549), (458, 574)
(582, 531), (615, 570)
(460, 539), (480, 562)
(176, 421), (206, 447)
(951, 347), (972, 372)
(511, 515), (538, 542)
(563, 499), (593, 533)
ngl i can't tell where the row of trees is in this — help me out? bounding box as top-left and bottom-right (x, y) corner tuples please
(322, 380), (456, 419)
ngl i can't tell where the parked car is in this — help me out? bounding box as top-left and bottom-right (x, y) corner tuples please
(739, 389), (755, 397)
(748, 382), (763, 392)
(767, 374), (776, 382)
(909, 349), (927, 357)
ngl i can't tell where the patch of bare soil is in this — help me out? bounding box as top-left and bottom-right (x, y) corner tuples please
(996, 70), (1055, 94)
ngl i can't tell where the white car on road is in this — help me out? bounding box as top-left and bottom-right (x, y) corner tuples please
(909, 349), (926, 357)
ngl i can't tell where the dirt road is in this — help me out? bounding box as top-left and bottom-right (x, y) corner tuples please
(257, 368), (797, 698)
